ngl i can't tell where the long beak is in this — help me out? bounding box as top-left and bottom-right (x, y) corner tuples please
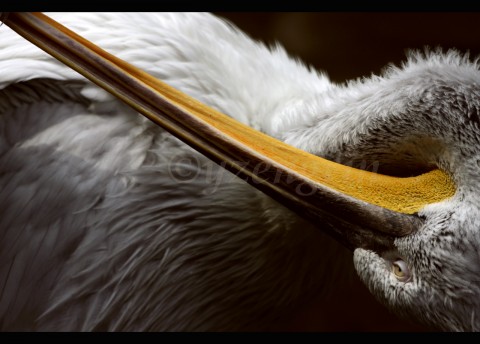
(1, 12), (456, 252)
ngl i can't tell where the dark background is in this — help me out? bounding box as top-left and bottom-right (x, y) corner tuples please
(212, 12), (480, 332)
(215, 12), (480, 84)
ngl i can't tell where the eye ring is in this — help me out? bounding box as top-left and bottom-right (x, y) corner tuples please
(391, 259), (412, 282)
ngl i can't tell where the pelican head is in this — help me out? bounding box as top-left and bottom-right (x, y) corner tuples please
(279, 52), (480, 330)
(351, 55), (480, 330)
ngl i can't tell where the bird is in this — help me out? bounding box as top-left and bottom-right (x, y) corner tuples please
(0, 12), (479, 332)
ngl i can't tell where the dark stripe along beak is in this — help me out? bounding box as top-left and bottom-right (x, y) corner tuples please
(1, 12), (456, 252)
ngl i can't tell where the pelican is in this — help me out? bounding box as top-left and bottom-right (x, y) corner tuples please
(0, 12), (478, 331)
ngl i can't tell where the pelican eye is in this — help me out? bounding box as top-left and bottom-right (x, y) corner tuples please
(391, 259), (411, 282)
